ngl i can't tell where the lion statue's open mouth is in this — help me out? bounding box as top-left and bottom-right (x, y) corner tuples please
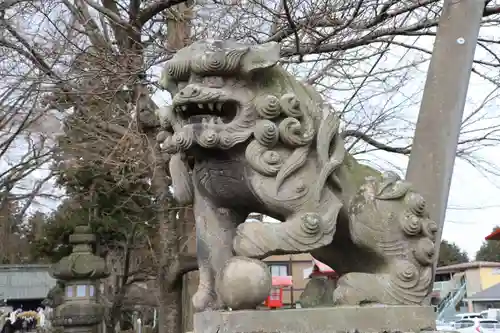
(155, 40), (291, 153)
(172, 97), (239, 127)
(163, 83), (254, 151)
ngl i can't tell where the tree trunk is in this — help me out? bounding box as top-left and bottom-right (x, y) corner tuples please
(156, 213), (184, 333)
(165, 3), (194, 53)
(147, 135), (183, 333)
(155, 4), (194, 333)
(180, 209), (196, 333)
(158, 286), (183, 333)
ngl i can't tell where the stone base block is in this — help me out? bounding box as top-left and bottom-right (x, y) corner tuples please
(193, 305), (436, 333)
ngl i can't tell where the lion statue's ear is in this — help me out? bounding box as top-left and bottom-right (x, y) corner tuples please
(241, 42), (280, 74)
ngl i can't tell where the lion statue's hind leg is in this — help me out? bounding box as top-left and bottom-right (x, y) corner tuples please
(329, 172), (437, 306)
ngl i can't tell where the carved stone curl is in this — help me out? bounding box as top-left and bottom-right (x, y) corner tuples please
(279, 117), (310, 146)
(255, 95), (281, 119)
(280, 93), (303, 118)
(164, 127), (193, 154)
(253, 119), (279, 147)
(245, 140), (282, 176)
(198, 129), (219, 149)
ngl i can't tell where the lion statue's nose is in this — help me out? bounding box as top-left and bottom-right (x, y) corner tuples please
(178, 85), (201, 98)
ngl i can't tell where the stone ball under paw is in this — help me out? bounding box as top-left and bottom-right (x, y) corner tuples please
(219, 256), (272, 310)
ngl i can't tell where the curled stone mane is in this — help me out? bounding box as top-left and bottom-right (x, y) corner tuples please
(247, 64), (346, 200)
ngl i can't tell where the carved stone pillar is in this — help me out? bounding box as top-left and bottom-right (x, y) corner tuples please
(50, 225), (110, 333)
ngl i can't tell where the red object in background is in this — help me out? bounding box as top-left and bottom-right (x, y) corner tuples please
(265, 276), (293, 309)
(486, 229), (500, 240)
(310, 259), (338, 279)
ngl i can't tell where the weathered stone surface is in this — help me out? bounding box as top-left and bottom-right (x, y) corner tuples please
(50, 225), (109, 331)
(193, 306), (436, 333)
(298, 277), (336, 308)
(157, 39), (438, 312)
(219, 257), (272, 310)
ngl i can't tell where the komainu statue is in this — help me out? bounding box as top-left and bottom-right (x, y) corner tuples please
(156, 39), (437, 312)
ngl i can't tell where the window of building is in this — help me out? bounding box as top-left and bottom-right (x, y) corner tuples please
(76, 285), (87, 297)
(269, 264), (289, 277)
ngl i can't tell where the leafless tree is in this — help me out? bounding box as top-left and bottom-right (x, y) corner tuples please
(100, 222), (157, 333)
(0, 62), (59, 262)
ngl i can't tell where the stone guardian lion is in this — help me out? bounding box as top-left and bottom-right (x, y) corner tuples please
(155, 40), (437, 312)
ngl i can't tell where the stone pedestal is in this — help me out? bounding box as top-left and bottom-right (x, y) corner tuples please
(193, 305), (436, 333)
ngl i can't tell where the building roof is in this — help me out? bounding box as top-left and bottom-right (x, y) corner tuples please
(0, 265), (56, 300)
(313, 259), (334, 274)
(303, 259), (337, 279)
(466, 283), (500, 301)
(486, 229), (500, 240)
(436, 261), (500, 274)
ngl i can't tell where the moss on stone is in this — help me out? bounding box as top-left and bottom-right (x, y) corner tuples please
(344, 154), (382, 189)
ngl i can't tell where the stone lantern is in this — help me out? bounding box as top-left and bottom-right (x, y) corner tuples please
(51, 224), (109, 333)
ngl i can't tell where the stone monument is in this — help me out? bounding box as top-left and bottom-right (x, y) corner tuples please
(51, 224), (109, 333)
(156, 39), (437, 333)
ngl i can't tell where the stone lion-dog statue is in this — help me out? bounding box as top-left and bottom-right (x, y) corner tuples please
(155, 39), (437, 312)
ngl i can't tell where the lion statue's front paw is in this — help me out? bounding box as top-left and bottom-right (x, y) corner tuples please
(233, 222), (269, 257)
(192, 288), (219, 312)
